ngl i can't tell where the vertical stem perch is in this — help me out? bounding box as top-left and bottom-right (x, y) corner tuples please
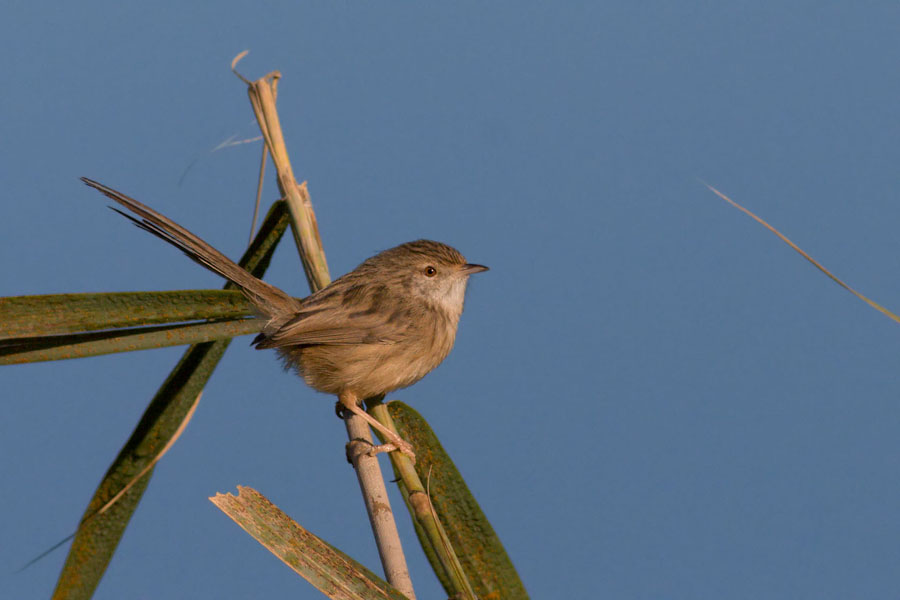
(239, 65), (416, 598)
(345, 415), (416, 600)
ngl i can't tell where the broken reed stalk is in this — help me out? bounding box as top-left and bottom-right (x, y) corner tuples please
(244, 71), (330, 292)
(240, 66), (416, 599)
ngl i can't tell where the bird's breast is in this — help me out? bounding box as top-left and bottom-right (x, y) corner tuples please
(282, 306), (459, 399)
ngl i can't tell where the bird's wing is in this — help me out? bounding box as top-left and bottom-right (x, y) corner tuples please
(254, 306), (407, 348)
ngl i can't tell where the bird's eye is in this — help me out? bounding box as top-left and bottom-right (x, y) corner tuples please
(424, 266), (437, 277)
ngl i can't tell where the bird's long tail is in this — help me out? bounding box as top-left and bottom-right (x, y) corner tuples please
(80, 177), (301, 318)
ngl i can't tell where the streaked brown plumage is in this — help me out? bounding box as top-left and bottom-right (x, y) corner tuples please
(81, 178), (487, 460)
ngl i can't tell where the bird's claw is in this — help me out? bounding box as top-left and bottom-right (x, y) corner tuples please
(368, 438), (416, 464)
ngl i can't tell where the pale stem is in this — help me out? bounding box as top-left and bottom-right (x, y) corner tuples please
(344, 413), (416, 600)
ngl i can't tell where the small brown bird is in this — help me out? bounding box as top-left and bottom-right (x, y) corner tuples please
(81, 178), (487, 460)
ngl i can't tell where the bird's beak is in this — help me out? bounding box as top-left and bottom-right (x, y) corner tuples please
(461, 263), (489, 274)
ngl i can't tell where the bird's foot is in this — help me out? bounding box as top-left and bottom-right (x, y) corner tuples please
(367, 434), (416, 464)
(334, 400), (351, 420)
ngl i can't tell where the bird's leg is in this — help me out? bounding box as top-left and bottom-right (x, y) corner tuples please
(338, 393), (416, 463)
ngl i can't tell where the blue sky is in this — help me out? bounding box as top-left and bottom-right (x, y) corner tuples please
(3, 2), (900, 598)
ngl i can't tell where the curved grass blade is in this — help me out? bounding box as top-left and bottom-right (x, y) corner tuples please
(383, 402), (529, 600)
(211, 487), (410, 600)
(22, 391), (204, 573)
(50, 200), (289, 600)
(704, 182), (900, 325)
(0, 290), (254, 340)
